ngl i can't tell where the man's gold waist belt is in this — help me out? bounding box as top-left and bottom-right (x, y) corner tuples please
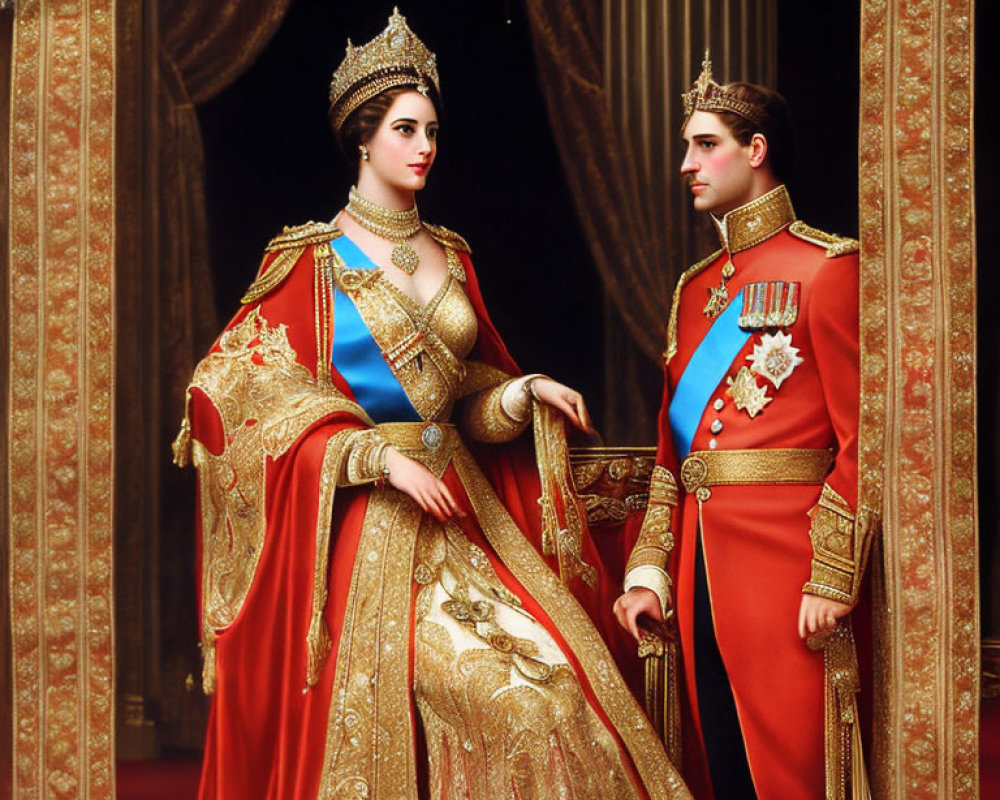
(376, 421), (459, 477)
(680, 448), (834, 494)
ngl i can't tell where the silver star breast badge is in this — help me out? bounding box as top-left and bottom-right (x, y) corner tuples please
(746, 330), (804, 389)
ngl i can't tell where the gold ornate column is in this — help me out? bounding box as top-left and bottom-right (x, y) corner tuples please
(859, 1), (979, 797)
(7, 1), (116, 797)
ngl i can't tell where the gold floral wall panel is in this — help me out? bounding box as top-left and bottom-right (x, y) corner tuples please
(859, 1), (978, 797)
(8, 1), (116, 797)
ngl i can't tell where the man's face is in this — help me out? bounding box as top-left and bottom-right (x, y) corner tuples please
(680, 110), (757, 216)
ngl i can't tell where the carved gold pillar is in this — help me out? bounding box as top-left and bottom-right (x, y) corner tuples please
(859, 0), (979, 797)
(7, 1), (116, 797)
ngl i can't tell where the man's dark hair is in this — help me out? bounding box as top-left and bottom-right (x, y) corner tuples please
(715, 83), (794, 183)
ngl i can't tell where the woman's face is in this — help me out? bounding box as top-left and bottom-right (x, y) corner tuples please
(362, 90), (439, 193)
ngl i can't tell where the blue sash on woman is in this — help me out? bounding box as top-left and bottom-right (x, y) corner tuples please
(329, 236), (422, 424)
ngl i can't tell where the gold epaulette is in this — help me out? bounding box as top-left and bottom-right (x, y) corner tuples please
(423, 222), (471, 254)
(241, 222), (342, 305)
(788, 221), (859, 258)
(663, 249), (722, 364)
(265, 220), (341, 252)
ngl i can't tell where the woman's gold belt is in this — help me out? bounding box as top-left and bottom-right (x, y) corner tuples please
(376, 421), (460, 477)
(679, 448), (834, 500)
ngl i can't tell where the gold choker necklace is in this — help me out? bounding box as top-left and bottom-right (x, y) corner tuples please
(346, 186), (421, 274)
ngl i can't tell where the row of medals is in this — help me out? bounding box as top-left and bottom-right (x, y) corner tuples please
(704, 256), (802, 419)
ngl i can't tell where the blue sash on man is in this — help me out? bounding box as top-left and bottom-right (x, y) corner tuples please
(668, 289), (750, 459)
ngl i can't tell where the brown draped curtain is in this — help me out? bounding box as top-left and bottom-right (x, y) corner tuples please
(115, 0), (294, 757)
(523, 0), (775, 442)
(156, 0), (296, 411)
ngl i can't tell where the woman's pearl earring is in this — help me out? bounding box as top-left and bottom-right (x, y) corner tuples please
(359, 144), (370, 161)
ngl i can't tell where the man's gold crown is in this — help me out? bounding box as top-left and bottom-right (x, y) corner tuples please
(329, 8), (440, 131)
(681, 51), (764, 125)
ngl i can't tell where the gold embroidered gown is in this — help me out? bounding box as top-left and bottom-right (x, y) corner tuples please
(175, 222), (689, 800)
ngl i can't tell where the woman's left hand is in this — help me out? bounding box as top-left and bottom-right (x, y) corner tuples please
(530, 378), (594, 433)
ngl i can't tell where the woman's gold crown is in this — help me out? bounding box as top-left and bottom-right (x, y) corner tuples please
(681, 51), (764, 125)
(329, 8), (440, 131)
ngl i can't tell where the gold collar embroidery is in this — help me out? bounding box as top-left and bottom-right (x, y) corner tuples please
(711, 184), (796, 255)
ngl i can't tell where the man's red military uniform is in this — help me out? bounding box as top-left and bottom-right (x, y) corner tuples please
(624, 185), (871, 799)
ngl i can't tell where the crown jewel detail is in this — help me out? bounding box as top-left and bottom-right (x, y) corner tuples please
(681, 51), (764, 125)
(329, 8), (440, 131)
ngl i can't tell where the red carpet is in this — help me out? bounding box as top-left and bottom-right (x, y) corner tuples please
(117, 758), (201, 800)
(983, 697), (1000, 798)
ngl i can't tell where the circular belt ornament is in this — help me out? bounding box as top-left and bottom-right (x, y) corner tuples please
(421, 423), (442, 450)
(680, 455), (708, 492)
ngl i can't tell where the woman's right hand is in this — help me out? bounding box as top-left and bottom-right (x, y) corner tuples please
(384, 447), (465, 522)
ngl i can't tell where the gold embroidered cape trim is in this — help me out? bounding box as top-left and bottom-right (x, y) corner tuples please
(241, 223), (342, 304)
(307, 432), (357, 688)
(423, 221), (472, 254)
(712, 184), (796, 254)
(452, 446), (691, 798)
(173, 308), (372, 693)
(663, 249), (722, 364)
(318, 490), (424, 800)
(788, 221), (859, 258)
(532, 403), (598, 588)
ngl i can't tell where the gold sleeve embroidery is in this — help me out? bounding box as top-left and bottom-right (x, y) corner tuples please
(458, 378), (531, 444)
(338, 428), (389, 487)
(625, 466), (678, 577)
(803, 483), (877, 604)
(457, 360), (512, 398)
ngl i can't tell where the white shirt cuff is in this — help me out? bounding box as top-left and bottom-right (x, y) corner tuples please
(623, 565), (672, 616)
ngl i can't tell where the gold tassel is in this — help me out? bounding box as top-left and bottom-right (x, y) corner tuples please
(305, 616), (332, 690)
(638, 622), (682, 767)
(809, 621), (868, 800)
(171, 393), (192, 467)
(201, 629), (217, 695)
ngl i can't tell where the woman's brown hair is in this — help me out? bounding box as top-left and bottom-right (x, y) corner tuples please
(333, 84), (441, 170)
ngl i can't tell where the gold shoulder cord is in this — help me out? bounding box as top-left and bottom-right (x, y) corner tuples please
(787, 220), (859, 258)
(241, 221), (342, 305)
(663, 250), (721, 364)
